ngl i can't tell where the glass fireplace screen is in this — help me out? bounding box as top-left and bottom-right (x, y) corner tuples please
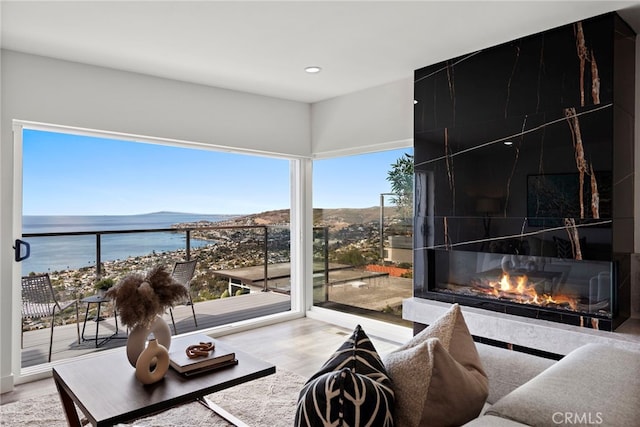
(431, 249), (613, 318)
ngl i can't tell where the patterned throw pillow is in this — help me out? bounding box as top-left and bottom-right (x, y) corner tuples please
(294, 325), (395, 427)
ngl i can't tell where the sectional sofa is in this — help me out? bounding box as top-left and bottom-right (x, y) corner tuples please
(468, 342), (640, 426)
(294, 302), (640, 427)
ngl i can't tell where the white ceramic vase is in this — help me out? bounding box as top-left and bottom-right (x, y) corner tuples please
(126, 314), (172, 367)
(135, 338), (170, 384)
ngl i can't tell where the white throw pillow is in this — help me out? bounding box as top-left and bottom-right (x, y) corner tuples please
(383, 303), (489, 427)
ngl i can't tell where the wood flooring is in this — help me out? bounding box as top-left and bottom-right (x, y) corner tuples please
(1, 317), (402, 406)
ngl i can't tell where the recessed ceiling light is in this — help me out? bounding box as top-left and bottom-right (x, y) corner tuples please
(504, 141), (514, 146)
(413, 99), (418, 104)
(304, 66), (322, 74)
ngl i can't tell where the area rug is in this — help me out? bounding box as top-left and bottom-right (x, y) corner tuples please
(0, 368), (307, 427)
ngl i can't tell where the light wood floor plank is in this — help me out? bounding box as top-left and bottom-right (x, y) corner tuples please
(1, 317), (402, 406)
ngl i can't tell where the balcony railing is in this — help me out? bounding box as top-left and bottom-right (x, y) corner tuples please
(22, 224), (283, 286)
(19, 223), (299, 366)
(18, 222), (412, 366)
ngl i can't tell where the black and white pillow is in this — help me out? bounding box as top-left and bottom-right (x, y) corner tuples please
(294, 325), (395, 427)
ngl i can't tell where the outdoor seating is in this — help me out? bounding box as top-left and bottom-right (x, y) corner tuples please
(168, 259), (198, 334)
(21, 273), (80, 362)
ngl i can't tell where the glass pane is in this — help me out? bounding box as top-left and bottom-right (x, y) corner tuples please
(312, 148), (414, 325)
(21, 129), (291, 367)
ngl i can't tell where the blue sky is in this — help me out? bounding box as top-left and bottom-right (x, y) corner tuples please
(22, 129), (412, 216)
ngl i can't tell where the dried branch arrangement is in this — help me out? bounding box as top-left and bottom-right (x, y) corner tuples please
(105, 265), (188, 329)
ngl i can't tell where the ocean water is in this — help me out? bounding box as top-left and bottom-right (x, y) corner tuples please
(20, 212), (235, 274)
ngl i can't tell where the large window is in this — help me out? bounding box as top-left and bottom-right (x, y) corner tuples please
(19, 128), (293, 368)
(312, 148), (413, 325)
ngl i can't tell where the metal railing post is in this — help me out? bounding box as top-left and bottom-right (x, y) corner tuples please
(379, 192), (394, 263)
(323, 227), (329, 285)
(186, 230), (191, 261)
(263, 226), (268, 292)
(96, 233), (102, 278)
(324, 227), (330, 302)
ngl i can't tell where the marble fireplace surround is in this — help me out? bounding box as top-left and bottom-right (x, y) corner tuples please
(412, 12), (637, 335)
(403, 251), (640, 356)
(403, 298), (640, 357)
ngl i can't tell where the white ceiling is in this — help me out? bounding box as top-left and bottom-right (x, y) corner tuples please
(2, 1), (640, 104)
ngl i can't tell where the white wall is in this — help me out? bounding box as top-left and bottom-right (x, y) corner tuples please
(311, 78), (414, 157)
(0, 50), (313, 392)
(1, 50), (311, 155)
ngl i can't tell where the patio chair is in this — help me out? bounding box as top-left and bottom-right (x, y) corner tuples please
(168, 259), (198, 334)
(22, 273), (80, 362)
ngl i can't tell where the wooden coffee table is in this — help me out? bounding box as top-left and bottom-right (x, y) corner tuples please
(52, 334), (275, 426)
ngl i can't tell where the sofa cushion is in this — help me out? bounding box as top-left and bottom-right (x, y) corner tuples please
(486, 344), (640, 427)
(475, 343), (555, 404)
(294, 325), (395, 426)
(462, 414), (526, 426)
(383, 303), (489, 427)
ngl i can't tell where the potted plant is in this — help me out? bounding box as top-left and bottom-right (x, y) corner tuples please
(94, 277), (115, 297)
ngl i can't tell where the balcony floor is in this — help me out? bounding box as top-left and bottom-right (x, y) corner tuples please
(21, 272), (412, 368)
(20, 291), (291, 368)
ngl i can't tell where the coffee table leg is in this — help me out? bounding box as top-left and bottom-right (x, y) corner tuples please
(54, 376), (82, 427)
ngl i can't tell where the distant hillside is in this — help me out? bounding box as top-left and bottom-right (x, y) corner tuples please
(313, 207), (399, 228)
(208, 207), (400, 229)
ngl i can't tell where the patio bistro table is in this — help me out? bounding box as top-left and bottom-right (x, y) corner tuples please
(80, 295), (125, 347)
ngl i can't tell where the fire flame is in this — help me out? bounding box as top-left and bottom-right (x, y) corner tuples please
(489, 273), (578, 311)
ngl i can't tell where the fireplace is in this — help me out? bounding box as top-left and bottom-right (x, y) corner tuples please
(419, 249), (615, 329)
(413, 12), (635, 331)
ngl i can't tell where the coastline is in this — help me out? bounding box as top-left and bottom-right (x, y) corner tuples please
(21, 212), (237, 274)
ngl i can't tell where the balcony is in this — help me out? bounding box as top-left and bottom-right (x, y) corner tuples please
(21, 270), (412, 367)
(21, 292), (291, 368)
(18, 222), (411, 368)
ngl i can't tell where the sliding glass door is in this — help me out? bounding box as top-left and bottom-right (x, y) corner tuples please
(14, 123), (297, 373)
